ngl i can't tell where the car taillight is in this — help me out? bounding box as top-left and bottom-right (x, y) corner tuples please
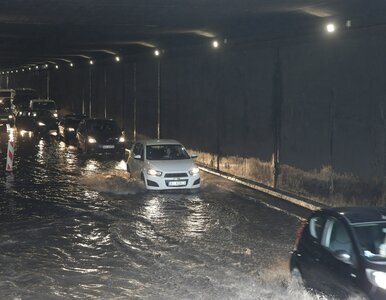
(295, 220), (308, 247)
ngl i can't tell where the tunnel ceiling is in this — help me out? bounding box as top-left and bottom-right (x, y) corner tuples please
(1, 0), (386, 69)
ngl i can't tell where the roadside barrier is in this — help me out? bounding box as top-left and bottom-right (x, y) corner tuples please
(5, 139), (14, 172)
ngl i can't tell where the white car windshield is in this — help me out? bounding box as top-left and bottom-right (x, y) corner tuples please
(353, 222), (386, 262)
(146, 144), (190, 160)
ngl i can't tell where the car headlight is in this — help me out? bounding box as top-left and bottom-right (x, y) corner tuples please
(67, 127), (75, 132)
(32, 112), (37, 117)
(366, 269), (386, 290)
(189, 167), (200, 175)
(119, 136), (125, 143)
(38, 122), (46, 126)
(8, 115), (13, 119)
(147, 169), (162, 177)
(88, 136), (97, 144)
(53, 113), (58, 118)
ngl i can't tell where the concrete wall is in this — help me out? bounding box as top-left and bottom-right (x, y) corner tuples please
(2, 27), (386, 206)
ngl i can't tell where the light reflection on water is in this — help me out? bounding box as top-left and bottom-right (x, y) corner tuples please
(0, 137), (334, 300)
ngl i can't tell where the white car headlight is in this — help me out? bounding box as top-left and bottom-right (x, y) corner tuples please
(189, 167), (200, 175)
(38, 122), (46, 126)
(8, 115), (13, 119)
(88, 136), (97, 143)
(53, 113), (58, 118)
(32, 112), (37, 117)
(67, 127), (75, 132)
(366, 269), (386, 290)
(119, 136), (125, 143)
(147, 169), (162, 177)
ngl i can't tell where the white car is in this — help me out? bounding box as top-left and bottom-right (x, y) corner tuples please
(127, 139), (200, 190)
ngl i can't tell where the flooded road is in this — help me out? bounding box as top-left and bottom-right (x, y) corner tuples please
(0, 136), (325, 299)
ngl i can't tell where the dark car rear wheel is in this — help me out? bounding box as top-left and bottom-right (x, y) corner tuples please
(290, 267), (304, 287)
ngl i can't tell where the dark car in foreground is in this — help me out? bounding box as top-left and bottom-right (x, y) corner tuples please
(58, 113), (87, 144)
(76, 118), (125, 156)
(290, 207), (386, 300)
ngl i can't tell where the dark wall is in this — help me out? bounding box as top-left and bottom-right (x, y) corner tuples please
(2, 27), (386, 206)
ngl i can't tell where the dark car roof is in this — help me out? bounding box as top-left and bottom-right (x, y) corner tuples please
(64, 113), (87, 119)
(321, 207), (386, 224)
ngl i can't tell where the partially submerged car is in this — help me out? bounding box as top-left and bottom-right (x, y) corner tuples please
(126, 139), (200, 191)
(290, 207), (386, 300)
(32, 109), (58, 136)
(0, 97), (15, 126)
(58, 113), (87, 144)
(76, 118), (125, 156)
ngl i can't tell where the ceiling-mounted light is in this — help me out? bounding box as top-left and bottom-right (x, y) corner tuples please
(326, 23), (336, 33)
(115, 56), (120, 62)
(89, 60), (94, 65)
(212, 40), (219, 48)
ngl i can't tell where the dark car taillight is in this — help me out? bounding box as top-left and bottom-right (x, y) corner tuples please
(295, 220), (308, 247)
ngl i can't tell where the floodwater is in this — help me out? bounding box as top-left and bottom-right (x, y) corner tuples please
(0, 135), (330, 299)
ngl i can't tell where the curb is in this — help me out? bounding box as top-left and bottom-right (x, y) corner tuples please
(199, 166), (322, 211)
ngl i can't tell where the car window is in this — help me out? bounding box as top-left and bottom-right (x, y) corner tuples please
(133, 143), (140, 156)
(324, 219), (353, 255)
(309, 216), (326, 242)
(146, 144), (190, 160)
(354, 222), (386, 262)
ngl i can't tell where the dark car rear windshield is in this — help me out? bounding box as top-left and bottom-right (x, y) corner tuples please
(146, 144), (190, 160)
(32, 102), (56, 110)
(88, 121), (119, 133)
(353, 222), (386, 262)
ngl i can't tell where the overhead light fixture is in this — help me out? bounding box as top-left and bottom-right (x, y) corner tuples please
(115, 56), (120, 62)
(154, 49), (160, 56)
(326, 23), (336, 33)
(212, 40), (219, 48)
(89, 60), (94, 65)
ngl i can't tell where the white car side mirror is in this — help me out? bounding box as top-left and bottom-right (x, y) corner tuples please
(190, 154), (198, 159)
(134, 154), (142, 160)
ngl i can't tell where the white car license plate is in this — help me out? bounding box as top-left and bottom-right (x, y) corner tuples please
(168, 181), (186, 187)
(102, 145), (115, 149)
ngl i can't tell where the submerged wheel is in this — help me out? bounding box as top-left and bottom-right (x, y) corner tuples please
(290, 267), (304, 287)
(140, 173), (147, 189)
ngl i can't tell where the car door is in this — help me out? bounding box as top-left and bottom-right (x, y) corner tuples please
(297, 213), (328, 290)
(318, 218), (360, 299)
